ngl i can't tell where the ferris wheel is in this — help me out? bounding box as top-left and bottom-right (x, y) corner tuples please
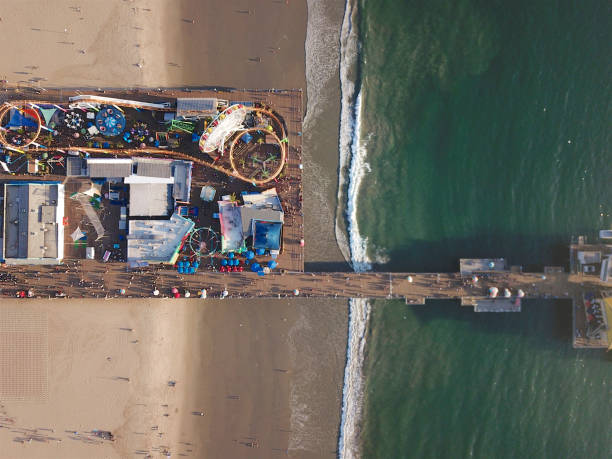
(187, 227), (220, 259)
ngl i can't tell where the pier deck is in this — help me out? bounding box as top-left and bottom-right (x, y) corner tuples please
(0, 86), (305, 271)
(0, 266), (591, 301)
(0, 86), (608, 351)
(0, 262), (608, 348)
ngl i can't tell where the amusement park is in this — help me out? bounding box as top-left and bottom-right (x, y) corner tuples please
(0, 94), (288, 185)
(0, 87), (608, 349)
(0, 88), (305, 292)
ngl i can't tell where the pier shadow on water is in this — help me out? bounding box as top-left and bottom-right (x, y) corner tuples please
(304, 260), (352, 272)
(369, 234), (592, 273)
(304, 233), (582, 273)
(371, 298), (610, 362)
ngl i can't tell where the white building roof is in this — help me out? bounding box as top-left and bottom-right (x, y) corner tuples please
(2, 182), (64, 264)
(127, 213), (194, 264)
(176, 98), (218, 118)
(171, 160), (192, 202)
(133, 157), (173, 178)
(129, 183), (173, 217)
(242, 188), (283, 211)
(239, 188), (284, 236)
(460, 258), (507, 275)
(578, 251), (601, 265)
(219, 201), (244, 252)
(86, 158), (133, 178)
(87, 157), (193, 205)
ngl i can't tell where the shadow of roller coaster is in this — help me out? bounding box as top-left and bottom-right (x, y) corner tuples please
(0, 100), (288, 186)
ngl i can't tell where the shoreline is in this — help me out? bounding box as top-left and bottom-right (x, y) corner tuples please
(336, 0), (372, 457)
(302, 0), (352, 271)
(0, 1), (350, 458)
(337, 298), (371, 459)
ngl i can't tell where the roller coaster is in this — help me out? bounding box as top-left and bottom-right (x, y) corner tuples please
(0, 97), (288, 186)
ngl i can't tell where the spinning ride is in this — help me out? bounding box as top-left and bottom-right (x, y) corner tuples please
(0, 103), (42, 148)
(64, 111), (84, 130)
(229, 127), (285, 185)
(96, 105), (126, 137)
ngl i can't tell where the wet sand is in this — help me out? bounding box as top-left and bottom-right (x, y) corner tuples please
(302, 0), (352, 271)
(0, 1), (348, 458)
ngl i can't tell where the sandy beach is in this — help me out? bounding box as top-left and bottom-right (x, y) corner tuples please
(0, 0), (307, 90)
(0, 1), (349, 458)
(0, 299), (346, 458)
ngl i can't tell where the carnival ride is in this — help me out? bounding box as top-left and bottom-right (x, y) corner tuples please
(187, 226), (220, 261)
(0, 103), (42, 150)
(199, 104), (248, 154)
(229, 128), (284, 183)
(64, 110), (84, 131)
(199, 105), (288, 185)
(96, 106), (126, 137)
(0, 97), (289, 185)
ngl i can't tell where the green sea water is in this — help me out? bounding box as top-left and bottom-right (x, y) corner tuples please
(362, 300), (611, 458)
(355, 0), (612, 457)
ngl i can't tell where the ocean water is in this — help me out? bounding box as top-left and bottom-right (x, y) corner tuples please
(356, 0), (612, 271)
(336, 0), (612, 457)
(361, 300), (612, 458)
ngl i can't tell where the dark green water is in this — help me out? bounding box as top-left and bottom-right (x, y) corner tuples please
(362, 300), (611, 458)
(358, 0), (611, 272)
(356, 0), (612, 457)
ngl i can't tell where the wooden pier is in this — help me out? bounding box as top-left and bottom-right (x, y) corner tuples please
(0, 260), (610, 349)
(0, 87), (609, 350)
(0, 264), (595, 302)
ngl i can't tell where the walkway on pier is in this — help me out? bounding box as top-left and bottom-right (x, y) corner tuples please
(3, 263), (609, 349)
(0, 263), (595, 303)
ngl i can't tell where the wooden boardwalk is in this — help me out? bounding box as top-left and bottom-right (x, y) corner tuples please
(1, 262), (610, 350)
(0, 87), (608, 350)
(0, 263), (596, 302)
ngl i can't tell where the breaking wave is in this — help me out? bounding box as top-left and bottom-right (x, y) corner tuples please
(345, 90), (371, 272)
(337, 298), (370, 459)
(337, 0), (372, 458)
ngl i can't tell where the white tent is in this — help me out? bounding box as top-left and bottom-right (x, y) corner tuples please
(70, 226), (86, 242)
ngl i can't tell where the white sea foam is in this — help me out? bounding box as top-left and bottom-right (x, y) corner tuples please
(337, 1), (373, 458)
(345, 91), (372, 272)
(303, 1), (372, 456)
(291, 0), (363, 454)
(338, 298), (371, 459)
(337, 0), (371, 272)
